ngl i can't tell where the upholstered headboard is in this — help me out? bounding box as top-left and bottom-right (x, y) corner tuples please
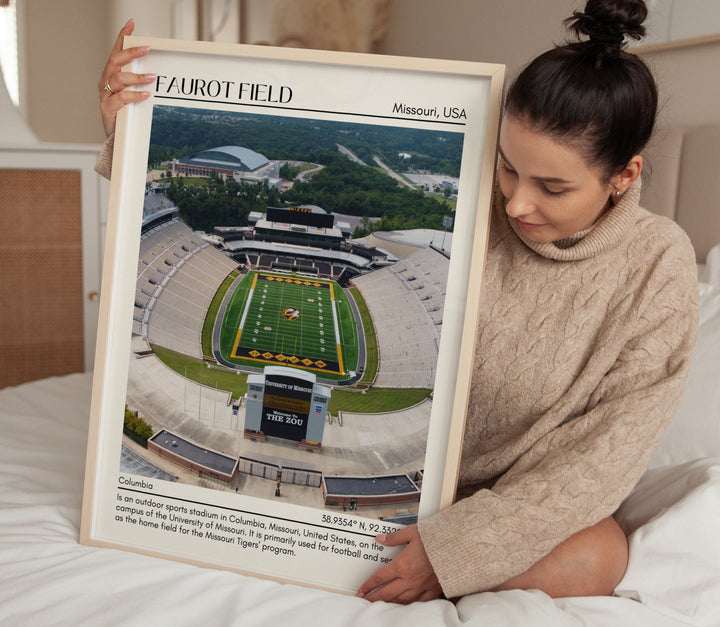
(641, 125), (720, 262)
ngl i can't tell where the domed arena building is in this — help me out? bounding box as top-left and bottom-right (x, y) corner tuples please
(169, 145), (275, 182)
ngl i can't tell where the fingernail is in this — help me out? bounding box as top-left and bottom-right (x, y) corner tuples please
(144, 73), (157, 80)
(139, 46), (150, 54)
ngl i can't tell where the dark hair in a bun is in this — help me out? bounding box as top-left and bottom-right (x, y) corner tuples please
(567, 0), (647, 55)
(505, 0), (657, 182)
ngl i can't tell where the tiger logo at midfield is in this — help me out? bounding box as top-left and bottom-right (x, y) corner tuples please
(282, 306), (300, 320)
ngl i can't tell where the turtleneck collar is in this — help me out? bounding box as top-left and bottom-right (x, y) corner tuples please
(503, 179), (642, 261)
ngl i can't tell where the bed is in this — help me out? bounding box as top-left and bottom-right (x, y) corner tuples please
(1, 124), (720, 625)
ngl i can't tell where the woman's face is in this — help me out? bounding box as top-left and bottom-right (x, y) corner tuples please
(497, 115), (617, 243)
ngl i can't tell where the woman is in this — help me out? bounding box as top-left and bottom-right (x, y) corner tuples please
(355, 0), (697, 603)
(97, 0), (698, 604)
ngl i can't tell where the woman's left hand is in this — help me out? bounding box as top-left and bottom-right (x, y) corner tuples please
(356, 524), (442, 603)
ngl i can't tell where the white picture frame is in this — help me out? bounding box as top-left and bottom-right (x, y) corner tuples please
(80, 35), (504, 594)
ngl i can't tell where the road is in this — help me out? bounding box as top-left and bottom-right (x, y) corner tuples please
(372, 155), (417, 189)
(336, 143), (367, 165)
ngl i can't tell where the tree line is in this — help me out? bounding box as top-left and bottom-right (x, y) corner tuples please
(166, 173), (282, 232)
(165, 157), (453, 235)
(283, 157), (453, 233)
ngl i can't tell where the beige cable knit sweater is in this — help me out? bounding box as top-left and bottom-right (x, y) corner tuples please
(95, 134), (113, 180)
(418, 180), (698, 598)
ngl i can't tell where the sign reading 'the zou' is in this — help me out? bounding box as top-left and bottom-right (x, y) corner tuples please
(261, 372), (313, 441)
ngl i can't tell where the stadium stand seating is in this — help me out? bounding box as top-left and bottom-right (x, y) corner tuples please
(135, 219), (237, 357)
(352, 247), (449, 388)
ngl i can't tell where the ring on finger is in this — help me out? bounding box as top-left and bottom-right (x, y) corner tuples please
(104, 79), (118, 95)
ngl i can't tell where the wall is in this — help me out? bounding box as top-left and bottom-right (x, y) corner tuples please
(643, 0), (720, 46)
(378, 0), (574, 80)
(639, 39), (720, 128)
(21, 0), (179, 144)
(105, 0), (177, 42)
(24, 0), (108, 143)
(242, 0), (277, 44)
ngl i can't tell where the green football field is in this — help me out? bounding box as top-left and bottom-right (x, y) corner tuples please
(218, 272), (359, 378)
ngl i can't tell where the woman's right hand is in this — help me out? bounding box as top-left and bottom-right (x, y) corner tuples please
(98, 18), (156, 137)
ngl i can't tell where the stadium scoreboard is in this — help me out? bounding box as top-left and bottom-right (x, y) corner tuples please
(266, 206), (334, 229)
(244, 366), (331, 445)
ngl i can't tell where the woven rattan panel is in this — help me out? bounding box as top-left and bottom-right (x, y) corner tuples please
(0, 169), (84, 388)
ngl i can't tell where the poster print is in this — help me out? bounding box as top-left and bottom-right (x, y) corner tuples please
(81, 36), (504, 594)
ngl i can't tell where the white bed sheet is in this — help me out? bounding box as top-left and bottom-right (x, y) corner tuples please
(1, 373), (718, 627)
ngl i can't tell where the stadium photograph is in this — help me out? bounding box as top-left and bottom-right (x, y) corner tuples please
(121, 104), (463, 522)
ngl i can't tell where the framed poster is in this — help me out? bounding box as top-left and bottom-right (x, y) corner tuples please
(80, 36), (504, 594)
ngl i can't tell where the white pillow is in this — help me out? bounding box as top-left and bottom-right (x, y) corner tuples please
(614, 458), (720, 625)
(698, 241), (720, 287)
(649, 244), (720, 468)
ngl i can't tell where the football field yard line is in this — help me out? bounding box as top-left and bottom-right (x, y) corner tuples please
(232, 272), (258, 352)
(329, 285), (344, 373)
(272, 282), (285, 354)
(297, 282), (304, 355)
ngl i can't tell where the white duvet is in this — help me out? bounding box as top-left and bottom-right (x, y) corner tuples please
(0, 373), (717, 626)
(2, 244), (720, 627)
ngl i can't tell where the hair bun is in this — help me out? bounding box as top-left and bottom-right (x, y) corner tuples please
(565, 0), (648, 52)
